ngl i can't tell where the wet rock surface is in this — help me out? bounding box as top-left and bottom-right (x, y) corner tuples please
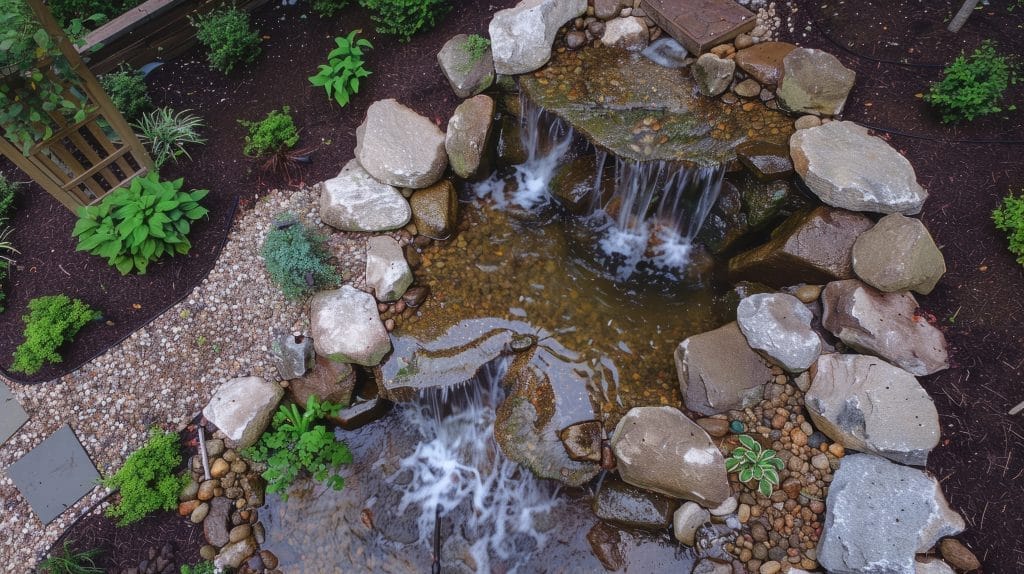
(736, 140), (793, 182)
(409, 180), (459, 240)
(676, 322), (773, 415)
(734, 41), (796, 85)
(694, 53), (736, 97)
(593, 479), (679, 529)
(288, 355), (356, 409)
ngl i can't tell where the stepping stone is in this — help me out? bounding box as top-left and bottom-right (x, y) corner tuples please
(0, 383), (28, 444)
(642, 0), (755, 55)
(8, 425), (99, 523)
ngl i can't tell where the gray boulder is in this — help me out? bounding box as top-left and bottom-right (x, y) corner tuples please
(737, 293), (821, 373)
(437, 34), (495, 99)
(806, 354), (940, 466)
(202, 377), (283, 449)
(410, 180), (459, 239)
(822, 279), (949, 376)
(365, 236), (413, 302)
(818, 454), (965, 574)
(355, 99), (447, 189)
(853, 213), (946, 295)
(601, 17), (649, 51)
(611, 406), (731, 507)
(446, 94), (495, 180)
(204, 496), (232, 547)
(310, 286), (391, 366)
(777, 48), (855, 116)
(593, 0), (622, 19)
(693, 53), (736, 97)
(791, 121), (929, 215)
(272, 333), (314, 380)
(318, 159), (411, 232)
(675, 322), (773, 415)
(489, 0), (587, 75)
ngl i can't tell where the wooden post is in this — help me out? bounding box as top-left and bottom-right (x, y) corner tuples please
(948, 0), (980, 33)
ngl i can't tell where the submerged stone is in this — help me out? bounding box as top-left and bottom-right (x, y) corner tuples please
(593, 478), (679, 529)
(735, 140), (793, 182)
(559, 420), (603, 463)
(409, 180), (459, 239)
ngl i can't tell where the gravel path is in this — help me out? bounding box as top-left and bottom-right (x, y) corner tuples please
(0, 186), (371, 570)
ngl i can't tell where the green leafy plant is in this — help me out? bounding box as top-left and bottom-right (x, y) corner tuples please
(133, 107), (206, 168)
(37, 540), (103, 574)
(725, 434), (784, 497)
(261, 216), (340, 300)
(243, 395), (352, 500)
(357, 0), (450, 42)
(463, 34), (490, 66)
(924, 40), (1018, 123)
(311, 0), (348, 18)
(993, 192), (1024, 265)
(102, 427), (185, 526)
(10, 295), (99, 375)
(72, 172), (209, 274)
(100, 65), (152, 123)
(179, 561), (215, 574)
(191, 5), (261, 74)
(0, 174), (18, 314)
(239, 106), (299, 158)
(308, 30), (372, 107)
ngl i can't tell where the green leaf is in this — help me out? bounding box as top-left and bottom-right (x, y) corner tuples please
(767, 457), (785, 470)
(739, 467), (754, 483)
(738, 434), (760, 452)
(114, 255), (134, 275)
(33, 29), (49, 48)
(725, 457), (743, 472)
(762, 467), (779, 486)
(758, 479), (773, 497)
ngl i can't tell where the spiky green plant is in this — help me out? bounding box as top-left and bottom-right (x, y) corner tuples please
(133, 107), (206, 168)
(725, 434), (784, 497)
(37, 540), (103, 574)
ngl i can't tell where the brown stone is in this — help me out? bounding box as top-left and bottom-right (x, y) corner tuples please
(586, 521), (625, 571)
(939, 538), (982, 572)
(696, 417), (730, 437)
(210, 458), (230, 479)
(559, 420), (604, 463)
(178, 500), (200, 517)
(736, 140), (793, 182)
(735, 42), (797, 85)
(288, 356), (356, 409)
(409, 180), (459, 239)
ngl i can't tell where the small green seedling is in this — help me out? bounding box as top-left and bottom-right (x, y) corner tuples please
(725, 434), (784, 497)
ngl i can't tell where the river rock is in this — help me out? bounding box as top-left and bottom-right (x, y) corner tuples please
(437, 34), (495, 99)
(355, 99), (447, 189)
(777, 48), (855, 116)
(288, 355), (356, 409)
(272, 333), (314, 380)
(821, 279), (949, 375)
(594, 0), (622, 19)
(733, 78), (761, 98)
(319, 159), (411, 232)
(818, 454), (965, 574)
(729, 206), (873, 288)
(791, 121), (928, 215)
(675, 322), (772, 415)
(310, 286), (391, 366)
(586, 522), (625, 571)
(559, 420), (603, 463)
(489, 0), (588, 75)
(806, 354), (940, 465)
(601, 17), (649, 51)
(592, 479), (678, 529)
(409, 180), (459, 239)
(366, 236), (413, 302)
(203, 377), (283, 450)
(737, 293), (821, 372)
(446, 95), (495, 180)
(736, 140), (793, 182)
(852, 213), (946, 295)
(734, 41), (796, 85)
(916, 557), (957, 574)
(939, 538), (982, 572)
(215, 536), (257, 571)
(693, 53), (736, 97)
(673, 502), (710, 546)
(611, 406), (731, 507)
(334, 396), (392, 430)
(204, 496), (232, 548)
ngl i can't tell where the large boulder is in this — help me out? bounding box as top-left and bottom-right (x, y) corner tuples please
(734, 41), (796, 85)
(309, 286), (391, 366)
(410, 180), (459, 239)
(202, 377), (283, 449)
(288, 355), (356, 409)
(592, 479), (678, 529)
(446, 94), (495, 180)
(852, 213), (946, 295)
(791, 121), (928, 215)
(693, 53), (736, 97)
(822, 279), (949, 376)
(601, 17), (649, 51)
(365, 236), (413, 302)
(437, 34), (495, 99)
(729, 206), (873, 288)
(610, 406), (731, 507)
(818, 454), (965, 574)
(737, 293), (821, 373)
(319, 159), (411, 232)
(355, 99), (447, 189)
(777, 48), (856, 116)
(675, 322), (772, 415)
(806, 354), (940, 466)
(489, 0), (587, 75)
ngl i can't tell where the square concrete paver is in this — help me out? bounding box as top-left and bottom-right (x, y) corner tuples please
(0, 383), (28, 444)
(7, 425), (100, 524)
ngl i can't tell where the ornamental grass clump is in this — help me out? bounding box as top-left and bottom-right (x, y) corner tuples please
(924, 40), (1018, 123)
(993, 192), (1024, 265)
(102, 427), (186, 525)
(725, 434), (784, 497)
(133, 107), (206, 168)
(261, 215), (340, 300)
(10, 295), (99, 375)
(37, 540), (103, 574)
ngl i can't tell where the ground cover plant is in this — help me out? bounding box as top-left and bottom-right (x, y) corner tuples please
(308, 31), (372, 108)
(101, 427), (185, 526)
(100, 65), (152, 123)
(725, 434), (784, 497)
(358, 0), (451, 42)
(461, 33), (490, 70)
(179, 562), (215, 574)
(261, 215), (340, 300)
(10, 294), (99, 374)
(240, 106), (299, 158)
(37, 540), (103, 574)
(134, 107), (206, 168)
(993, 191), (1024, 265)
(191, 5), (261, 74)
(924, 40), (1018, 123)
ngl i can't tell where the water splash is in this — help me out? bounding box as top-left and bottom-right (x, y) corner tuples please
(641, 38), (690, 69)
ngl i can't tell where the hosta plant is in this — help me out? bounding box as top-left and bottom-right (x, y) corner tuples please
(308, 30), (372, 108)
(725, 434), (784, 497)
(72, 173), (209, 274)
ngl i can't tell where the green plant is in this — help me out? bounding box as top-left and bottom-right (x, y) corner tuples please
(239, 107), (299, 158)
(462, 34), (490, 68)
(133, 107), (206, 168)
(100, 65), (152, 123)
(179, 561), (215, 574)
(191, 5), (261, 74)
(72, 172), (209, 274)
(102, 427), (185, 526)
(261, 216), (340, 299)
(725, 434), (784, 497)
(924, 40), (1018, 123)
(993, 192), (1024, 265)
(311, 0), (348, 18)
(10, 295), (99, 375)
(243, 395), (352, 500)
(37, 540), (103, 574)
(0, 174), (17, 313)
(357, 0), (450, 42)
(308, 31), (372, 108)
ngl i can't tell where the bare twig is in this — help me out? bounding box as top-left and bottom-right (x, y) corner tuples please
(198, 426), (212, 481)
(1009, 399), (1024, 416)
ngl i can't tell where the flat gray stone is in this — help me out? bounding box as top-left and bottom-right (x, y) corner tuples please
(737, 292), (821, 373)
(852, 213), (946, 295)
(675, 322), (772, 415)
(0, 383), (28, 444)
(489, 0), (588, 75)
(777, 48), (855, 116)
(318, 159), (411, 232)
(8, 425), (99, 523)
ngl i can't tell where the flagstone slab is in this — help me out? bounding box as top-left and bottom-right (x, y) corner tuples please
(7, 425), (100, 524)
(0, 383), (28, 445)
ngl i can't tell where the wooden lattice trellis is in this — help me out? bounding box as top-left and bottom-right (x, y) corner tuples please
(0, 0), (154, 212)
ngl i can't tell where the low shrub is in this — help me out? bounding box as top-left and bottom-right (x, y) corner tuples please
(308, 31), (372, 108)
(311, 0), (348, 18)
(243, 395), (352, 500)
(179, 562), (215, 574)
(239, 107), (299, 158)
(261, 216), (340, 300)
(47, 0), (120, 28)
(358, 0), (450, 42)
(10, 295), (100, 375)
(100, 65), (152, 123)
(102, 427), (185, 526)
(924, 40), (1018, 123)
(134, 107), (206, 168)
(37, 540), (103, 574)
(72, 172), (209, 275)
(993, 192), (1024, 265)
(191, 6), (261, 74)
